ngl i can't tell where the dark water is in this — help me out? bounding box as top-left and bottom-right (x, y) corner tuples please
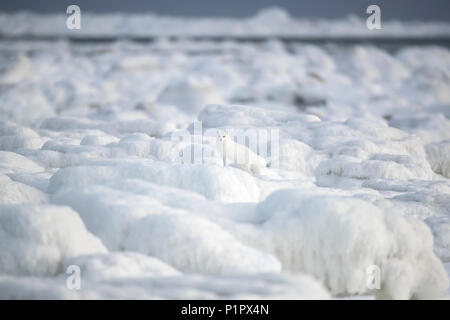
(2, 35), (450, 53)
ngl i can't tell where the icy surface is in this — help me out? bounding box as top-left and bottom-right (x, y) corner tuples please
(1, 8), (450, 38)
(0, 10), (450, 299)
(0, 204), (107, 276)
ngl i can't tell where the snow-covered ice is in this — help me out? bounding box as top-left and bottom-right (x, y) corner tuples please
(0, 8), (450, 299)
(1, 7), (450, 38)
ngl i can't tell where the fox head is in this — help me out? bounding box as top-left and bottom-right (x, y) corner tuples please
(216, 130), (229, 143)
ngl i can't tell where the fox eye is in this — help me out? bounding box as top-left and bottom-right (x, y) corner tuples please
(223, 136), (226, 138)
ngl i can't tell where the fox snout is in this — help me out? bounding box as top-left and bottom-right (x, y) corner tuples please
(217, 132), (227, 143)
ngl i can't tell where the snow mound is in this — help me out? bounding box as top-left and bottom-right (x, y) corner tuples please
(124, 213), (281, 275)
(0, 84), (54, 126)
(64, 252), (181, 280)
(52, 184), (186, 250)
(0, 272), (330, 299)
(157, 76), (225, 114)
(315, 153), (434, 181)
(426, 140), (450, 178)
(0, 204), (107, 276)
(0, 275), (80, 299)
(48, 162), (261, 202)
(0, 53), (33, 85)
(80, 134), (119, 146)
(0, 151), (43, 174)
(427, 216), (450, 263)
(29, 149), (82, 169)
(0, 122), (43, 152)
(107, 133), (199, 162)
(0, 174), (47, 204)
(278, 139), (323, 174)
(39, 116), (174, 138)
(249, 190), (449, 299)
(53, 182), (280, 275)
(198, 104), (320, 128)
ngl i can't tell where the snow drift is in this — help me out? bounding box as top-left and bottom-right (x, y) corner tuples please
(246, 190), (449, 299)
(0, 204), (106, 276)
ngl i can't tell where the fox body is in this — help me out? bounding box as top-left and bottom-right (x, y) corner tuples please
(216, 130), (266, 174)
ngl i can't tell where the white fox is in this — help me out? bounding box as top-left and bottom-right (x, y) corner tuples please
(216, 130), (266, 174)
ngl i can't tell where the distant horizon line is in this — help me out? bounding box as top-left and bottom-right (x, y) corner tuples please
(0, 9), (449, 23)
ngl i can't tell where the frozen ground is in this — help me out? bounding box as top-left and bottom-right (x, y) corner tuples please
(0, 9), (450, 299)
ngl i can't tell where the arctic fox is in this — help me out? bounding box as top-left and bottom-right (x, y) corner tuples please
(216, 130), (267, 174)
